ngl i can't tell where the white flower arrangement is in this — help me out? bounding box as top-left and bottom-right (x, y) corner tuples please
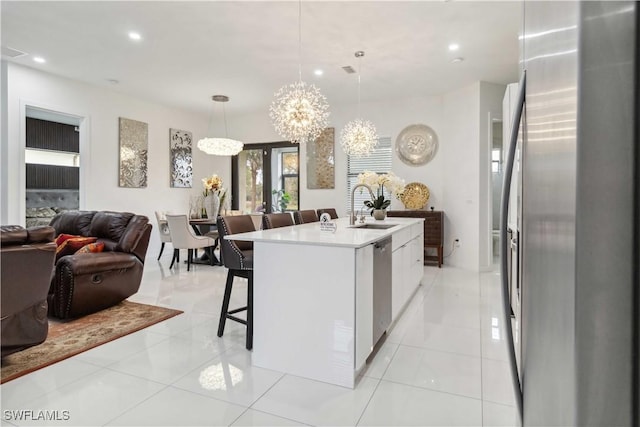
(357, 171), (405, 211)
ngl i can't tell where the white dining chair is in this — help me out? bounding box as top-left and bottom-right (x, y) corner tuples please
(154, 211), (172, 261)
(165, 214), (217, 271)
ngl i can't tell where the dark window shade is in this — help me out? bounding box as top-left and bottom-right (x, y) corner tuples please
(26, 117), (79, 153)
(26, 164), (79, 189)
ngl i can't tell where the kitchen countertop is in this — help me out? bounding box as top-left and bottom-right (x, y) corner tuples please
(227, 216), (424, 249)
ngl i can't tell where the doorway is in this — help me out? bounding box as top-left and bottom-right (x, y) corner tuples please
(24, 106), (83, 226)
(490, 119), (504, 264)
(231, 142), (299, 214)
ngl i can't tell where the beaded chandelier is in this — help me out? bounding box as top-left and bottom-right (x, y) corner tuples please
(340, 51), (378, 157)
(340, 119), (378, 157)
(197, 95), (243, 156)
(270, 81), (329, 144)
(269, 0), (330, 144)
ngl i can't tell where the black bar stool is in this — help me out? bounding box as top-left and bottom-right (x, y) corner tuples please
(216, 215), (255, 350)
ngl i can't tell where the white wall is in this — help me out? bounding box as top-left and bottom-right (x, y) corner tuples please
(3, 63), (231, 256)
(439, 81), (506, 271)
(442, 83), (480, 270)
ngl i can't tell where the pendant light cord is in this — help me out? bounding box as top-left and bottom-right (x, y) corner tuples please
(207, 99), (213, 136)
(298, 0), (302, 82)
(222, 103), (229, 137)
(357, 56), (362, 118)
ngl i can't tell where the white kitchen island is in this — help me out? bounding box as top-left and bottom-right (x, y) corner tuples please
(227, 216), (424, 388)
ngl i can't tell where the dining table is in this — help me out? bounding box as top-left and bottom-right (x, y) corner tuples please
(188, 218), (221, 266)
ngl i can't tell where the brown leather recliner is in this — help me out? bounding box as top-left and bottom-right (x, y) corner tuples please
(48, 210), (152, 319)
(1, 225), (56, 357)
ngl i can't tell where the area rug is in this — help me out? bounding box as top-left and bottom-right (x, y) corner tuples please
(1, 301), (183, 384)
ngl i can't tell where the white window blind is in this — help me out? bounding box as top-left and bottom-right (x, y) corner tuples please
(346, 137), (392, 213)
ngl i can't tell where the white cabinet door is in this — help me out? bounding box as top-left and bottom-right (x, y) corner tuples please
(410, 235), (424, 288)
(355, 245), (373, 370)
(391, 247), (404, 321)
(391, 226), (424, 322)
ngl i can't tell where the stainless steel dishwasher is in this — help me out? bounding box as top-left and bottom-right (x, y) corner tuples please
(372, 237), (392, 346)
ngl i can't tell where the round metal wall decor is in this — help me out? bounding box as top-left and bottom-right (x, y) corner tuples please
(395, 124), (439, 166)
(400, 182), (430, 209)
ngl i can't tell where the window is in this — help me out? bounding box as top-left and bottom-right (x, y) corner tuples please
(346, 137), (392, 213)
(492, 149), (502, 173)
(25, 117), (80, 191)
(280, 151), (299, 211)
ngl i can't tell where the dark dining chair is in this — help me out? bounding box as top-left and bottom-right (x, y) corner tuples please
(293, 210), (319, 225)
(262, 213), (295, 229)
(316, 208), (338, 219)
(216, 215), (255, 350)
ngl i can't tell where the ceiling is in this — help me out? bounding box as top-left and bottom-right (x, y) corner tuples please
(1, 1), (522, 117)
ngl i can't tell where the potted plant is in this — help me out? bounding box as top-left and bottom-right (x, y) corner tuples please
(272, 189), (291, 213)
(357, 171), (405, 220)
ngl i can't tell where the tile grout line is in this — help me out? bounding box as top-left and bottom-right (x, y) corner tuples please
(232, 373), (315, 426)
(377, 377), (484, 402)
(354, 377), (383, 427)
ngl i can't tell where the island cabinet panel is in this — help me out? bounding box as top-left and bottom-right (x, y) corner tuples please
(391, 230), (424, 321)
(252, 242), (358, 388)
(355, 245), (374, 371)
(387, 210), (444, 267)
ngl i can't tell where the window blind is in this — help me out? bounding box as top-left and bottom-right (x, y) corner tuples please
(346, 137), (392, 213)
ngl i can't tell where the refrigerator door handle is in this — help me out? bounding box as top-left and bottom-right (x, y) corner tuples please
(500, 70), (526, 423)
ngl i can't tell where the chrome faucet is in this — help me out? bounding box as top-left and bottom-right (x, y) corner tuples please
(357, 206), (367, 224)
(350, 184), (375, 225)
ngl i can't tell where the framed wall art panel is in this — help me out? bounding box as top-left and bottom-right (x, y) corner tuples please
(306, 127), (335, 189)
(119, 117), (148, 188)
(169, 128), (193, 188)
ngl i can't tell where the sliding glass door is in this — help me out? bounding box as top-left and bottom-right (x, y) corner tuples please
(232, 142), (299, 214)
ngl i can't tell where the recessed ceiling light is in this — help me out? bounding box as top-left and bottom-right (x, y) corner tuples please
(106, 78), (119, 85)
(449, 43), (460, 51)
(128, 32), (142, 41)
(314, 69), (324, 76)
(33, 56), (46, 63)
(451, 57), (465, 63)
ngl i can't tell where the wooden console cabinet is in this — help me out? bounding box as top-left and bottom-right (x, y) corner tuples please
(387, 210), (444, 267)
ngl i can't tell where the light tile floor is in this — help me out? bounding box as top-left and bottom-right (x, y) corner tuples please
(1, 251), (518, 427)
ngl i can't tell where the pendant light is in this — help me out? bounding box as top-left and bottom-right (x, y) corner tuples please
(269, 0), (330, 144)
(197, 95), (244, 156)
(340, 51), (378, 157)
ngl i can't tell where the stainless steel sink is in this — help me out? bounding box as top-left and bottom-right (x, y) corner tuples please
(350, 223), (396, 230)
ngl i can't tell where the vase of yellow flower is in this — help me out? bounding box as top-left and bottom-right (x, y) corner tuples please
(202, 174), (223, 219)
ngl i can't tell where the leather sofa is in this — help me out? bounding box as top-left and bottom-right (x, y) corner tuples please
(48, 211), (151, 319)
(1, 225), (56, 357)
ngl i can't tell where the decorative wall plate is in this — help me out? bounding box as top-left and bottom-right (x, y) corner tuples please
(400, 182), (430, 209)
(395, 124), (438, 166)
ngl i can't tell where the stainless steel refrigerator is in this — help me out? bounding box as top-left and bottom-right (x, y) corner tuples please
(500, 1), (638, 425)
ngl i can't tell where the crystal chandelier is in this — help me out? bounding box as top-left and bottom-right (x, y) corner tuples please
(197, 95), (244, 156)
(340, 51), (378, 157)
(269, 0), (330, 144)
